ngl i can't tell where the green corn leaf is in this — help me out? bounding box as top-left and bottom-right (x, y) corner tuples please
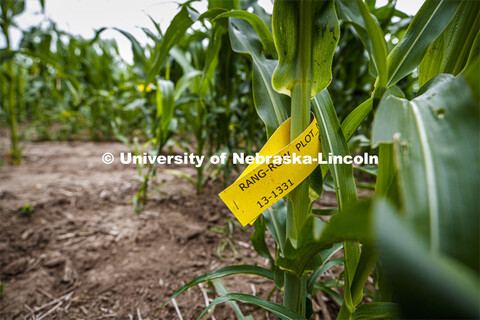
(307, 256), (344, 293)
(334, 0), (390, 82)
(0, 49), (15, 64)
(147, 14), (163, 37)
(198, 8), (228, 21)
(199, 22), (224, 96)
(418, 1), (480, 87)
(274, 265), (285, 291)
(156, 79), (174, 129)
(318, 96), (373, 181)
(228, 18), (289, 136)
(312, 89), (359, 314)
(334, 0), (373, 54)
(354, 0), (388, 90)
(319, 242), (343, 264)
(272, 0), (339, 97)
(0, 0), (25, 19)
(346, 126), (402, 308)
(349, 243), (377, 306)
(114, 28), (149, 75)
(463, 53), (480, 103)
(197, 293), (305, 320)
(169, 47), (195, 74)
(88, 27), (108, 45)
(463, 30), (480, 74)
(373, 199), (480, 318)
(160, 265), (274, 310)
(353, 165), (377, 176)
(251, 216), (274, 267)
(212, 280), (254, 320)
(312, 208), (337, 216)
(372, 74), (479, 272)
(174, 70), (202, 100)
(262, 200), (287, 254)
(141, 27), (159, 42)
(351, 302), (400, 320)
(14, 49), (80, 88)
(318, 95), (379, 181)
(214, 10), (277, 58)
(196, 9), (230, 96)
(374, 144), (399, 206)
(308, 165), (324, 201)
(146, 5), (198, 86)
(208, 0), (238, 11)
(312, 89), (358, 209)
(375, 143), (400, 205)
(12, 0), (24, 16)
(162, 169), (196, 185)
(386, 0), (462, 87)
(276, 199), (372, 278)
(38, 33), (52, 56)
(313, 282), (343, 306)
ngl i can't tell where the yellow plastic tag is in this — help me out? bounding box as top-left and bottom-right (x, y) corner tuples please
(219, 116), (321, 226)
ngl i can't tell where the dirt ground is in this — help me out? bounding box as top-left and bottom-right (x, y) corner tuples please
(0, 139), (345, 320)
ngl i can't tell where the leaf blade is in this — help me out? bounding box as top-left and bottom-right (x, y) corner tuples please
(197, 293), (306, 320)
(386, 0), (462, 86)
(160, 265), (274, 310)
(372, 74), (480, 271)
(146, 5), (198, 85)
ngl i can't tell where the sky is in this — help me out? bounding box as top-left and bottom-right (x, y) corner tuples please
(4, 0), (424, 64)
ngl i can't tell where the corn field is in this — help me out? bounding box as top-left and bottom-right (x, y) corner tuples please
(0, 0), (479, 319)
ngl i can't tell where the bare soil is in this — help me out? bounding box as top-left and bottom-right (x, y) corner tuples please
(0, 139), (344, 320)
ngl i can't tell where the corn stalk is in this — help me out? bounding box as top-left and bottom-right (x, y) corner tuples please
(271, 0), (339, 315)
(1, 0), (24, 164)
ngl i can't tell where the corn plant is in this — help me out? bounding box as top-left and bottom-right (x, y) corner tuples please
(1, 0), (27, 163)
(133, 77), (178, 211)
(127, 2), (265, 196)
(162, 0), (479, 319)
(3, 20), (145, 142)
(168, 1), (265, 192)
